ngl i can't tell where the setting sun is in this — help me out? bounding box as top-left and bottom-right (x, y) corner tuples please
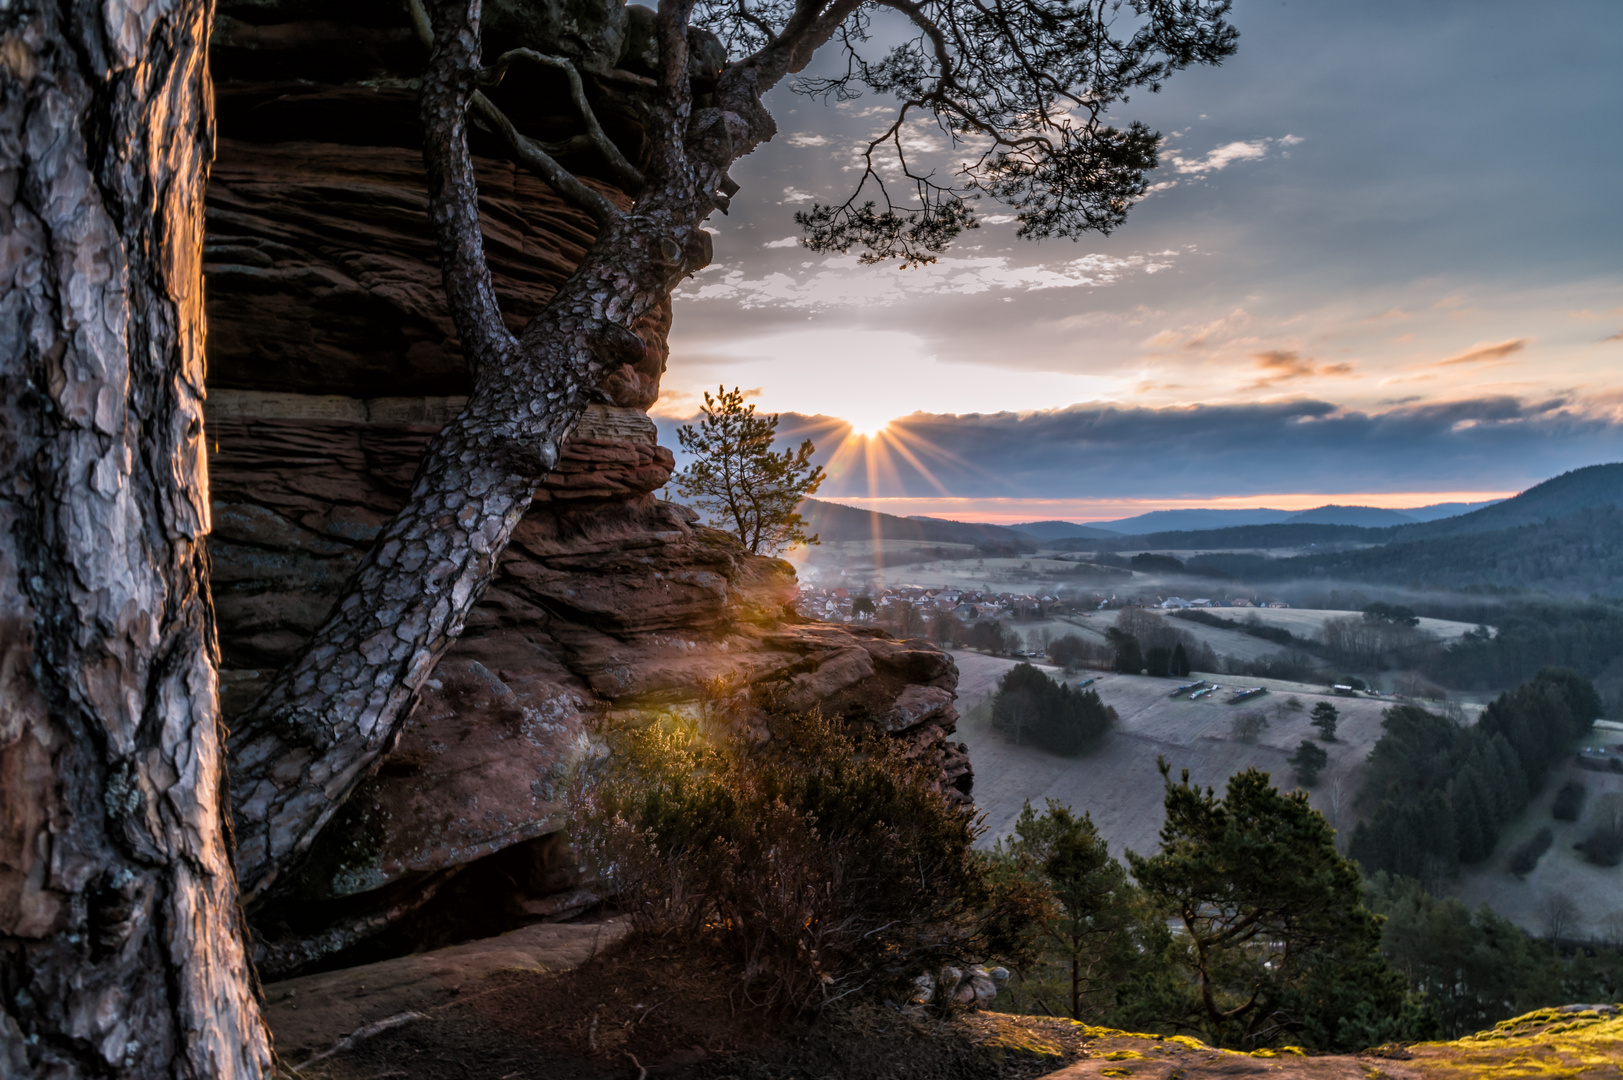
(843, 416), (892, 439)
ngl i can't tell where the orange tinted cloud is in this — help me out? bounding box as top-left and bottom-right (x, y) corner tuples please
(1436, 338), (1529, 365)
(1247, 350), (1355, 388)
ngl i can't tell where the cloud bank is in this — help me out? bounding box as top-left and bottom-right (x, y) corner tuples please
(678, 251), (1178, 311)
(758, 396), (1623, 501)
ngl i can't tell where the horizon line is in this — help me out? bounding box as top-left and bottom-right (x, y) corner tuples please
(809, 491), (1520, 527)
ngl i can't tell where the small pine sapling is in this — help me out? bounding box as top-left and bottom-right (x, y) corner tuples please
(1311, 701), (1340, 741)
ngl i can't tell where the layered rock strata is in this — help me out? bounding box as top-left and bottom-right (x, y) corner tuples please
(206, 0), (970, 975)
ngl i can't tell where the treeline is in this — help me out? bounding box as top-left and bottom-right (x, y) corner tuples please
(1169, 607), (1297, 646)
(1350, 668), (1601, 878)
(1135, 507), (1623, 597)
(990, 663), (1114, 755)
(1284, 506), (1623, 595)
(1049, 521), (1380, 554)
(996, 780), (1623, 1048)
(995, 772), (1420, 1051)
(1367, 874), (1623, 1038)
(1177, 596), (1623, 696)
(1426, 600), (1623, 689)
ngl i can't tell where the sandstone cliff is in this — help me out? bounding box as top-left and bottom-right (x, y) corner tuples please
(205, 0), (971, 976)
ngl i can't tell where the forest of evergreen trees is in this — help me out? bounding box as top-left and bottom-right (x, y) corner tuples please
(990, 663), (1114, 755)
(1349, 669), (1602, 879)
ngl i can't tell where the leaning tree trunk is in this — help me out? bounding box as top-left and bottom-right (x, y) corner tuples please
(224, 0), (718, 903)
(0, 0), (272, 1075)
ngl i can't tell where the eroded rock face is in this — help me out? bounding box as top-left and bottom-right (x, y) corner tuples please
(207, 1), (969, 976)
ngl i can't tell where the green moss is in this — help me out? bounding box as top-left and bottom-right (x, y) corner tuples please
(973, 1016), (1065, 1059)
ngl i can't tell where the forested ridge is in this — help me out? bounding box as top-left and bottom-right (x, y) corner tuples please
(1044, 465), (1623, 597)
(1272, 505), (1623, 594)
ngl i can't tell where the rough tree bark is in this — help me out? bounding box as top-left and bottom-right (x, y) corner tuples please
(0, 0), (273, 1075)
(225, 0), (857, 903)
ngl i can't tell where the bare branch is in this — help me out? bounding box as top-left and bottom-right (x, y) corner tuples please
(484, 47), (647, 190)
(468, 92), (624, 225)
(409, 0), (627, 225)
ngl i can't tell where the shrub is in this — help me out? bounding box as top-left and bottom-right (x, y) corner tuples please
(1289, 740), (1329, 787)
(1506, 827), (1554, 877)
(1232, 710), (1270, 743)
(1575, 793), (1623, 867)
(1048, 633), (1105, 671)
(572, 710), (1043, 1013)
(1576, 827), (1623, 867)
(1145, 646), (1172, 677)
(1552, 781), (1587, 822)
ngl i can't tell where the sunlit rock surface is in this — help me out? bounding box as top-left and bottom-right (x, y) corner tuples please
(205, 0), (969, 975)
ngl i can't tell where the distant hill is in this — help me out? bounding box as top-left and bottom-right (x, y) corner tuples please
(1004, 520), (1121, 540)
(799, 499), (1035, 547)
(1277, 504), (1623, 595)
(1086, 508), (1294, 534)
(1084, 499), (1499, 535)
(1048, 522), (1379, 554)
(1043, 465), (1623, 556)
(1401, 499), (1502, 523)
(1284, 505), (1418, 527)
(1393, 463), (1623, 540)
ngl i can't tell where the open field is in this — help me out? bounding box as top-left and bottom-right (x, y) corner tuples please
(955, 649), (1616, 939)
(951, 651), (1443, 859)
(1452, 731), (1623, 937)
(798, 545), (1126, 594)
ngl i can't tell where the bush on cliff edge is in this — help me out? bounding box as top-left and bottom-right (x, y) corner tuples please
(572, 708), (1044, 1013)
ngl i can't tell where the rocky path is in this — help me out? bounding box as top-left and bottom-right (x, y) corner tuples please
(263, 920), (627, 1064)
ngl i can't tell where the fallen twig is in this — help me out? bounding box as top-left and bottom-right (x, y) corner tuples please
(294, 1012), (426, 1070)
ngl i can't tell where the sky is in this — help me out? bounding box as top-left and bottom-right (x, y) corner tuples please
(653, 0), (1623, 524)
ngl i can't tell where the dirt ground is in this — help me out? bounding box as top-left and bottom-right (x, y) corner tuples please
(277, 932), (1102, 1080)
(950, 652), (1452, 856)
(273, 931), (1623, 1080)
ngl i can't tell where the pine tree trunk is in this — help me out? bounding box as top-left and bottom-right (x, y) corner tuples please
(222, 0), (724, 903)
(0, 0), (272, 1073)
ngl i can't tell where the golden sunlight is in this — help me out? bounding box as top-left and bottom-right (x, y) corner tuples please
(661, 328), (1121, 427)
(843, 416), (892, 439)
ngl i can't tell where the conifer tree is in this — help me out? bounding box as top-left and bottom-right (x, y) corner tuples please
(1171, 642), (1193, 677)
(676, 387), (826, 555)
(1310, 701), (1340, 741)
(1289, 740), (1329, 787)
(1129, 761), (1406, 1050)
(1002, 801), (1143, 1021)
